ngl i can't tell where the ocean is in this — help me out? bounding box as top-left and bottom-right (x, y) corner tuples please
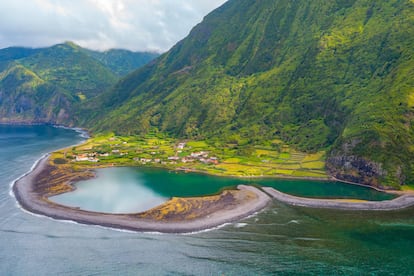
(1, 125), (413, 275)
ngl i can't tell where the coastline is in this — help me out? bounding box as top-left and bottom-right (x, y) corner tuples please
(329, 176), (411, 195)
(12, 155), (272, 233)
(13, 154), (414, 234)
(263, 187), (414, 211)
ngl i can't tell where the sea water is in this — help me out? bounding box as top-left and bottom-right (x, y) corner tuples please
(1, 125), (413, 275)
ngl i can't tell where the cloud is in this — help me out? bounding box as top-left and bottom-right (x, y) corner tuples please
(0, 0), (227, 52)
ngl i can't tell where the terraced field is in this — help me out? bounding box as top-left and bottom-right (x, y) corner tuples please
(214, 147), (326, 178)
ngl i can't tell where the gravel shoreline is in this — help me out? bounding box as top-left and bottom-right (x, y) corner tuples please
(12, 155), (272, 233)
(263, 187), (414, 210)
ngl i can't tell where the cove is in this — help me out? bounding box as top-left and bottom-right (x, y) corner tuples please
(51, 167), (395, 214)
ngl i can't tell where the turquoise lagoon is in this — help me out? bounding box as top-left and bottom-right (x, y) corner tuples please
(50, 166), (394, 213)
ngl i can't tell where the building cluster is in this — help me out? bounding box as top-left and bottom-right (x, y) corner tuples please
(73, 141), (219, 166)
(133, 151), (219, 165)
(74, 151), (128, 163)
(74, 153), (99, 163)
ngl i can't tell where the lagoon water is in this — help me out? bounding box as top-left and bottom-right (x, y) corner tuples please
(51, 167), (394, 214)
(1, 125), (414, 275)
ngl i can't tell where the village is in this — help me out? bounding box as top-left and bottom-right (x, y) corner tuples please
(72, 141), (220, 167)
(65, 133), (327, 178)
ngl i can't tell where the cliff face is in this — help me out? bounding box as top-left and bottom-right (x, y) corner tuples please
(327, 156), (385, 188)
(0, 87), (73, 125)
(0, 64), (74, 125)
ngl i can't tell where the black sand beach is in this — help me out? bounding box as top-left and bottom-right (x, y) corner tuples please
(263, 187), (414, 211)
(12, 155), (272, 233)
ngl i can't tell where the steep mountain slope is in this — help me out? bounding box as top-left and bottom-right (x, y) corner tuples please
(0, 63), (74, 124)
(18, 43), (117, 98)
(82, 48), (159, 76)
(91, 0), (414, 188)
(0, 42), (158, 125)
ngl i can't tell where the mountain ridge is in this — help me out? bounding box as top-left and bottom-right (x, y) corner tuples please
(0, 42), (159, 126)
(86, 0), (414, 188)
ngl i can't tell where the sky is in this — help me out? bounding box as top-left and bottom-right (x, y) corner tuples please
(0, 0), (228, 53)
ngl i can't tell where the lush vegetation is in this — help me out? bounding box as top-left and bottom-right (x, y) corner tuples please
(83, 0), (414, 188)
(18, 42), (117, 98)
(0, 62), (76, 124)
(53, 130), (327, 179)
(82, 47), (159, 76)
(0, 42), (158, 125)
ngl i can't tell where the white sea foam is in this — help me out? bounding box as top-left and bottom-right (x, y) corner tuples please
(14, 202), (144, 235)
(181, 222), (233, 235)
(52, 125), (90, 139)
(234, 223), (248, 228)
(182, 208), (269, 235)
(9, 153), (49, 193)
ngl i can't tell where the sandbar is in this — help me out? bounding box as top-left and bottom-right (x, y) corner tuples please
(13, 155), (271, 233)
(263, 187), (414, 210)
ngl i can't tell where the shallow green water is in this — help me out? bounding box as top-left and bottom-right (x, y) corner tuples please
(51, 166), (394, 213)
(2, 125), (413, 275)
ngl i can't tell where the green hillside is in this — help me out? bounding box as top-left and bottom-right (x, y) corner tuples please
(0, 42), (158, 125)
(82, 48), (159, 76)
(89, 0), (414, 188)
(0, 62), (75, 124)
(18, 42), (117, 98)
